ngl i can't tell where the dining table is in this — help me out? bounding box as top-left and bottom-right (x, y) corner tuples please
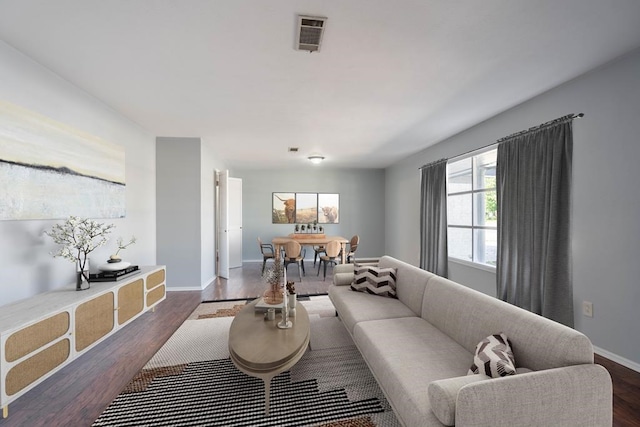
(272, 234), (349, 264)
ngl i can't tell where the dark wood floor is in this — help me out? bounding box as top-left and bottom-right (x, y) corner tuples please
(1, 262), (638, 426)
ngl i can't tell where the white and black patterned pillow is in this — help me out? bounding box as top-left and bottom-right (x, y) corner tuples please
(350, 266), (397, 298)
(468, 333), (516, 378)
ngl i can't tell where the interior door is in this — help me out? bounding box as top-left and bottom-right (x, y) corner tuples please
(218, 170), (229, 279)
(228, 177), (243, 269)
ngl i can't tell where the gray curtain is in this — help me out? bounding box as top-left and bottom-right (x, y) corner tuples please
(496, 118), (573, 326)
(420, 159), (448, 277)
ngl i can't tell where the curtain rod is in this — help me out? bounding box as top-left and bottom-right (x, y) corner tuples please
(428, 112), (584, 167)
(418, 158), (447, 170)
(496, 112), (583, 143)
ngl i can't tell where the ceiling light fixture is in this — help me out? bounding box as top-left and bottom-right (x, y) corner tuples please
(308, 155), (325, 164)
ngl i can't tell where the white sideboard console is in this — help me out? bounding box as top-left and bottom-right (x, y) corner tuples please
(0, 265), (166, 418)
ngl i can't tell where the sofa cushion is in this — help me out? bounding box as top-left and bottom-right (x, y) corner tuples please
(328, 285), (415, 335)
(420, 276), (594, 371)
(468, 333), (516, 377)
(351, 266), (397, 298)
(353, 317), (473, 427)
(378, 256), (435, 316)
(428, 374), (491, 426)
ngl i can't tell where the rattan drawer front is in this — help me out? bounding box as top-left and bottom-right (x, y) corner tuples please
(117, 279), (144, 325)
(5, 312), (70, 363)
(146, 269), (165, 290)
(146, 284), (165, 307)
(5, 339), (70, 396)
(75, 292), (115, 352)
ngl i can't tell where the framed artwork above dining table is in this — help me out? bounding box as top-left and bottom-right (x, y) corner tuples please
(272, 192), (339, 224)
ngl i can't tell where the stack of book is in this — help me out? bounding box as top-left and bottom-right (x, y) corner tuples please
(89, 265), (140, 282)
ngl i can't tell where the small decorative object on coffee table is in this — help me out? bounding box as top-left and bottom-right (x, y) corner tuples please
(286, 281), (297, 317)
(262, 262), (285, 305)
(278, 290), (293, 329)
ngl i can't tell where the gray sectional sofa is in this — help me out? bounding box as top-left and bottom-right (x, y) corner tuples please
(328, 256), (612, 427)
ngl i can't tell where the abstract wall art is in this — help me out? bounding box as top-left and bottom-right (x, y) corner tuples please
(0, 100), (126, 220)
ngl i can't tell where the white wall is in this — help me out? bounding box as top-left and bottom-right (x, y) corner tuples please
(235, 168), (386, 262)
(0, 41), (157, 307)
(385, 48), (640, 369)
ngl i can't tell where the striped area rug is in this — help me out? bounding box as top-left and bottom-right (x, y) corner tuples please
(93, 297), (400, 427)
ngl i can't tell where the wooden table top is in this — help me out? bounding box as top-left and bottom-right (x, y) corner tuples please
(272, 235), (348, 245)
(228, 300), (309, 372)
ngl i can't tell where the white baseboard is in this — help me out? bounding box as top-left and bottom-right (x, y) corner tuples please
(594, 345), (640, 373)
(166, 286), (204, 292)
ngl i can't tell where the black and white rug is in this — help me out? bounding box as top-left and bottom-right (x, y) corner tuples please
(93, 297), (399, 427)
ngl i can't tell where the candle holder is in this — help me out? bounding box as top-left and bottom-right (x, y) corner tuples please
(277, 289), (293, 329)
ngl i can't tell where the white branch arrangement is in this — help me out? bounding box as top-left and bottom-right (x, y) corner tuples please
(45, 216), (115, 289)
(111, 236), (137, 261)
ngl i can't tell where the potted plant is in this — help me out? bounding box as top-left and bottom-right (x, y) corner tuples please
(294, 224), (300, 233)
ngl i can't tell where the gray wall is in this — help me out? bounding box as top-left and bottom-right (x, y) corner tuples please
(156, 137), (202, 289)
(385, 48), (640, 369)
(235, 168), (386, 262)
(0, 41), (157, 307)
(156, 137), (222, 290)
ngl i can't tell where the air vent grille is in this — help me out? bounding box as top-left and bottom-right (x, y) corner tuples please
(296, 15), (327, 52)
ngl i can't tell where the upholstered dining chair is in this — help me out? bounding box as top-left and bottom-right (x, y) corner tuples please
(257, 237), (275, 274)
(284, 240), (306, 281)
(317, 240), (341, 281)
(344, 235), (360, 263)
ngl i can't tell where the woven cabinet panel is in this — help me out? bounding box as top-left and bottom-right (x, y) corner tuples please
(5, 339), (70, 396)
(75, 292), (115, 352)
(5, 312), (70, 363)
(146, 284), (166, 307)
(146, 269), (165, 290)
(117, 279), (144, 325)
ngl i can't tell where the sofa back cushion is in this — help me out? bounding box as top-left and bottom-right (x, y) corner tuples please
(421, 276), (594, 371)
(378, 256), (434, 316)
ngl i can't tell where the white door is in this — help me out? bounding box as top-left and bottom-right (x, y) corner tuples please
(218, 170), (230, 279)
(228, 177), (243, 268)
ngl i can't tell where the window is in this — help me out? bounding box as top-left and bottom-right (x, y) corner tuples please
(447, 148), (497, 267)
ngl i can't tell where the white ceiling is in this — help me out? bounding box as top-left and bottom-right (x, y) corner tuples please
(1, 1), (640, 169)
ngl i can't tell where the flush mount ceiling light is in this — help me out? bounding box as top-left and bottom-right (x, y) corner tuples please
(308, 155), (325, 164)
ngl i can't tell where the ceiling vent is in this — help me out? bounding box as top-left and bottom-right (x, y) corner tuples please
(296, 15), (327, 52)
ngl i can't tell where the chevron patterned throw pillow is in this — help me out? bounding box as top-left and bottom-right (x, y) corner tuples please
(468, 333), (516, 378)
(350, 266), (397, 298)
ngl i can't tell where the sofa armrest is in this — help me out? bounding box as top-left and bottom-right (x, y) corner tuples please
(332, 264), (354, 286)
(456, 364), (612, 427)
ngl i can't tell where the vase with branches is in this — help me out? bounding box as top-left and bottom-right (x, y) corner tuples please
(262, 262), (284, 305)
(46, 216), (114, 290)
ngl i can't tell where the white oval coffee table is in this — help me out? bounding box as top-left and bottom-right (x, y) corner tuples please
(228, 299), (309, 415)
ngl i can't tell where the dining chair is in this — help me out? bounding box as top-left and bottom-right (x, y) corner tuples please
(257, 237), (275, 274)
(313, 244), (326, 267)
(342, 235), (359, 263)
(317, 240), (341, 281)
(284, 240), (306, 281)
